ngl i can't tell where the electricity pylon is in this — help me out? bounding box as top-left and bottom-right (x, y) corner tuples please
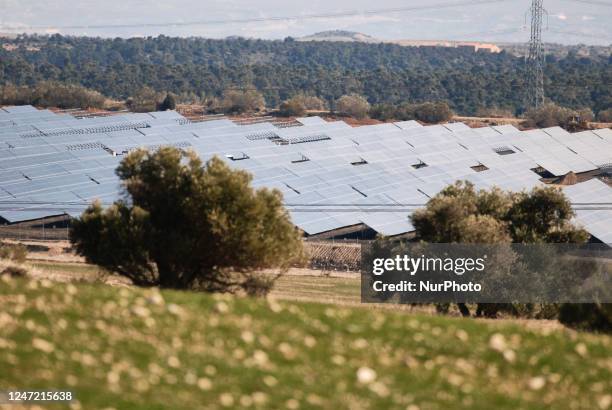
(525, 0), (546, 109)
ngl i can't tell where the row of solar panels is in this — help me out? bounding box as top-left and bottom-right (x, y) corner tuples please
(0, 105), (611, 243)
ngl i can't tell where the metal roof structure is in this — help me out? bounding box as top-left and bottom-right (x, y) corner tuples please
(1, 105), (611, 242)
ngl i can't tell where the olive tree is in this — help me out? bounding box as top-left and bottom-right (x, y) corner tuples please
(410, 181), (589, 317)
(412, 181), (588, 244)
(70, 147), (304, 294)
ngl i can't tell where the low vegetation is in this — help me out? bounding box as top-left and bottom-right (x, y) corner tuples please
(524, 102), (595, 130)
(1, 80), (605, 131)
(125, 86), (162, 112)
(559, 304), (612, 333)
(335, 94), (371, 119)
(28, 259), (362, 305)
(596, 108), (612, 123)
(0, 241), (28, 264)
(370, 101), (453, 123)
(1, 277), (610, 410)
(474, 107), (515, 118)
(0, 82), (106, 109)
(124, 89), (176, 112)
(278, 93), (327, 116)
(220, 89), (266, 114)
(158, 93), (177, 111)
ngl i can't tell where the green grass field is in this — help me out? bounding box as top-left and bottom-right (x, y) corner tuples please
(1, 276), (610, 410)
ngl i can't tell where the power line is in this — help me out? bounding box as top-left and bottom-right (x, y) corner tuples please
(446, 27), (526, 40)
(2, 200), (612, 206)
(558, 0), (612, 7)
(288, 207), (612, 211)
(285, 203), (612, 206)
(548, 29), (612, 40)
(0, 0), (510, 31)
(3, 208), (612, 213)
(2, 202), (612, 213)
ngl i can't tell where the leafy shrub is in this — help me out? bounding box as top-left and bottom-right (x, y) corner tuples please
(158, 93), (177, 111)
(475, 107), (515, 118)
(10, 244), (27, 264)
(241, 274), (277, 297)
(336, 94), (370, 119)
(524, 103), (593, 130)
(279, 99), (306, 117)
(0, 246), (10, 260)
(597, 108), (612, 122)
(126, 87), (162, 113)
(0, 242), (28, 263)
(1, 266), (28, 277)
(559, 303), (611, 333)
(279, 93), (327, 116)
(70, 147), (304, 294)
(298, 94), (327, 111)
(369, 104), (398, 121)
(576, 108), (594, 122)
(370, 101), (453, 123)
(221, 90), (265, 114)
(411, 102), (454, 123)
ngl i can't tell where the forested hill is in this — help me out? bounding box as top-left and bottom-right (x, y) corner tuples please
(1, 34), (610, 115)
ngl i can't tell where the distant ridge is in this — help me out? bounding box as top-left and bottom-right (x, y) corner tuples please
(298, 30), (501, 53)
(298, 30), (381, 43)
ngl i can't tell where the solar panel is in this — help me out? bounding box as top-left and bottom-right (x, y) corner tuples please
(296, 117), (328, 126)
(0, 105), (611, 241)
(443, 122), (470, 132)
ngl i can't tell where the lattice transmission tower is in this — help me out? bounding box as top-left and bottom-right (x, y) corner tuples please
(525, 0), (546, 109)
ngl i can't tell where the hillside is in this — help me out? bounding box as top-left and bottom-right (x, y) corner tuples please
(1, 35), (610, 115)
(1, 275), (611, 410)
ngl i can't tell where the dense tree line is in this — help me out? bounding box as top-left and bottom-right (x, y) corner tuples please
(370, 101), (453, 123)
(0, 34), (610, 115)
(0, 82), (106, 109)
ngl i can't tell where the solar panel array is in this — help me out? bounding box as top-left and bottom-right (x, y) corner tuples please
(1, 105), (611, 243)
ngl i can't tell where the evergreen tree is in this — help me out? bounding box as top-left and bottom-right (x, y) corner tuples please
(158, 93), (177, 111)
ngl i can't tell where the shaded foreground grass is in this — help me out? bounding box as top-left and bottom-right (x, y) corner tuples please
(1, 277), (611, 410)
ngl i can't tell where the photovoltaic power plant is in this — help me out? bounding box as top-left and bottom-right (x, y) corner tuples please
(1, 105), (611, 243)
